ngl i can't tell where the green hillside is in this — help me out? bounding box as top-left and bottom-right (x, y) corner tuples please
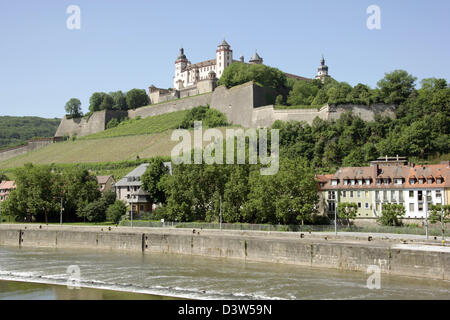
(0, 116), (61, 149)
(80, 110), (187, 140)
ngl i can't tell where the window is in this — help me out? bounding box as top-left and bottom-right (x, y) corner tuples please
(365, 203), (369, 209)
(383, 178), (390, 184)
(351, 180), (355, 185)
(342, 191), (346, 197)
(427, 178), (433, 184)
(328, 191), (336, 200)
(358, 179), (363, 186)
(343, 180), (348, 185)
(409, 190), (414, 197)
(409, 203), (414, 212)
(376, 179), (382, 185)
(418, 191), (423, 202)
(395, 178), (403, 185)
(357, 191), (361, 198)
(358, 202), (362, 208)
(365, 179), (371, 185)
(365, 191), (369, 197)
(418, 203), (423, 211)
(383, 190), (387, 201)
(436, 190), (442, 198)
(419, 178), (424, 184)
(331, 179), (338, 186)
(436, 178), (443, 184)
(350, 191), (354, 197)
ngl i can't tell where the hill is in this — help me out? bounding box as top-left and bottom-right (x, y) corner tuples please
(0, 116), (61, 149)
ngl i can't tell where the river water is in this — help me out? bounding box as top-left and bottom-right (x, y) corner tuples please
(0, 246), (449, 300)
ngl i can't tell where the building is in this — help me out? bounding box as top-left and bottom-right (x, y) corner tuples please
(315, 55), (330, 82)
(0, 181), (15, 202)
(317, 157), (450, 220)
(115, 162), (172, 215)
(96, 175), (115, 193)
(148, 39), (323, 104)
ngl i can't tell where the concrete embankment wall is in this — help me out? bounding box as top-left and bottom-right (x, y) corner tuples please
(0, 225), (449, 281)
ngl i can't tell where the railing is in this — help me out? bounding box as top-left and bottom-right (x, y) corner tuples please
(119, 220), (450, 236)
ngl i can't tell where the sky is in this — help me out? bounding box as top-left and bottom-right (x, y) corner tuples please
(0, 0), (449, 118)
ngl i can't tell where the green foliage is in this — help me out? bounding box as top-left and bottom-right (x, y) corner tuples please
(100, 94), (114, 110)
(217, 62), (287, 96)
(64, 98), (82, 117)
(109, 91), (128, 110)
(429, 204), (450, 238)
(126, 89), (150, 109)
(141, 157), (169, 204)
(337, 202), (358, 226)
(377, 70), (417, 105)
(80, 110), (187, 140)
(377, 203), (405, 226)
(179, 106), (228, 129)
(89, 92), (107, 112)
(106, 200), (127, 224)
(106, 118), (120, 129)
(78, 199), (107, 222)
(2, 164), (101, 223)
(161, 157), (319, 225)
(0, 116), (60, 149)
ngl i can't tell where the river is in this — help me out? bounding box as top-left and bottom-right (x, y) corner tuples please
(0, 246), (449, 300)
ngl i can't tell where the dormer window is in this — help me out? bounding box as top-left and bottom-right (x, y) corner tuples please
(436, 177), (443, 184)
(351, 179), (355, 185)
(376, 179), (382, 185)
(394, 178), (403, 185)
(419, 178), (425, 184)
(365, 179), (371, 185)
(427, 177), (433, 184)
(343, 180), (348, 185)
(358, 179), (363, 186)
(383, 178), (390, 184)
(331, 179), (338, 186)
(409, 178), (416, 184)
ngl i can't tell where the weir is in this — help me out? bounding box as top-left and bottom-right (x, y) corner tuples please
(0, 225), (449, 281)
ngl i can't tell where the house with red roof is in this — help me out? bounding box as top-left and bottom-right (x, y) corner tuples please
(0, 181), (16, 202)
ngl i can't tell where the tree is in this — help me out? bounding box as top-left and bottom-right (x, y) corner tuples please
(126, 89), (150, 109)
(377, 203), (405, 226)
(429, 204), (450, 241)
(89, 92), (107, 112)
(337, 202), (358, 227)
(106, 200), (127, 225)
(99, 94), (114, 110)
(110, 90), (128, 110)
(64, 98), (82, 118)
(141, 158), (169, 205)
(377, 70), (417, 105)
(78, 199), (107, 222)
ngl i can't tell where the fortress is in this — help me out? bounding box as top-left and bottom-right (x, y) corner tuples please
(54, 39), (395, 139)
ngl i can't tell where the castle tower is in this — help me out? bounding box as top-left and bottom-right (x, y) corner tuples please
(249, 51), (263, 64)
(315, 55), (329, 82)
(174, 48), (189, 88)
(216, 40), (233, 77)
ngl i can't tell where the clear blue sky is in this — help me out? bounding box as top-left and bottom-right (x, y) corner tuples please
(0, 0), (449, 118)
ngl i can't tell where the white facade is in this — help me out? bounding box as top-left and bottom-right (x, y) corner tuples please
(173, 40), (233, 89)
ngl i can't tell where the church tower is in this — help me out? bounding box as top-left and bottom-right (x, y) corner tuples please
(315, 55), (329, 82)
(216, 40), (233, 77)
(174, 48), (188, 89)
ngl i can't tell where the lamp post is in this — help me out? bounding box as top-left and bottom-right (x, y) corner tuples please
(425, 209), (429, 240)
(219, 195), (223, 231)
(60, 197), (63, 225)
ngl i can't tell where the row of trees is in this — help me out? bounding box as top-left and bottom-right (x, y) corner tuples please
(141, 157), (322, 225)
(1, 164), (126, 224)
(274, 74), (449, 170)
(64, 89), (150, 118)
(219, 62), (424, 108)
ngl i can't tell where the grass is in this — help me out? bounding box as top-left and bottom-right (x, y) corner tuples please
(79, 110), (188, 140)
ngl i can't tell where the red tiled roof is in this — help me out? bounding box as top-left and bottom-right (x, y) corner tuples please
(0, 181), (15, 190)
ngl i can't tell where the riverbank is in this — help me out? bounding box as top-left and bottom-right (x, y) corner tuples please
(0, 224), (449, 281)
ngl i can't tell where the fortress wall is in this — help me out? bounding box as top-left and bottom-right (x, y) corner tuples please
(0, 139), (55, 162)
(128, 92), (213, 119)
(328, 104), (396, 122)
(55, 110), (128, 138)
(210, 82), (256, 128)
